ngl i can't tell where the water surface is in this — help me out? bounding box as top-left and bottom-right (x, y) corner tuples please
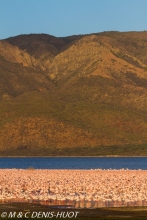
(0, 157), (147, 169)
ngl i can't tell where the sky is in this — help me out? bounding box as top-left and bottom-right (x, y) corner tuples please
(0, 0), (147, 39)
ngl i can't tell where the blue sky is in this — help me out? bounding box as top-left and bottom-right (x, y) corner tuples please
(0, 0), (147, 39)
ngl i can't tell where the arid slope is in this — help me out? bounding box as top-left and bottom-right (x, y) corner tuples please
(0, 31), (147, 155)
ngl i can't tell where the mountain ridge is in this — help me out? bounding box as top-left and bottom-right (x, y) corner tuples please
(1, 31), (147, 156)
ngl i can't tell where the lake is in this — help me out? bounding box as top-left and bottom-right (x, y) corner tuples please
(0, 157), (147, 169)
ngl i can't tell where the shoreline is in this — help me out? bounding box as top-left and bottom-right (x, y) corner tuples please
(0, 198), (147, 209)
(1, 203), (147, 219)
(1, 155), (147, 157)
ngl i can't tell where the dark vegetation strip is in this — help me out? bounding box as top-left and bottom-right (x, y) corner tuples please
(0, 144), (147, 156)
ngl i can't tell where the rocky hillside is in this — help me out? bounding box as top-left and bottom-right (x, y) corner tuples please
(0, 31), (147, 156)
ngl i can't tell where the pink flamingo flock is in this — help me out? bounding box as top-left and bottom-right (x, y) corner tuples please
(0, 169), (147, 208)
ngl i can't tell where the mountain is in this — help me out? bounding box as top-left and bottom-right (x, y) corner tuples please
(0, 31), (147, 156)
